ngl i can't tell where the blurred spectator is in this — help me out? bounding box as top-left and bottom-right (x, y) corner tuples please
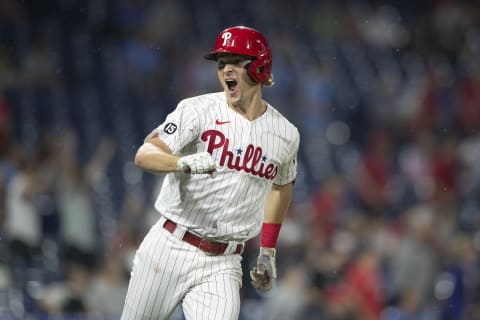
(306, 227), (357, 319)
(0, 89), (12, 229)
(18, 31), (58, 89)
(412, 54), (457, 135)
(430, 136), (459, 209)
(389, 205), (438, 318)
(56, 130), (116, 269)
(85, 251), (129, 318)
(262, 264), (308, 320)
(311, 174), (349, 239)
(112, 191), (150, 271)
(397, 130), (436, 205)
(457, 134), (480, 233)
(456, 65), (480, 135)
(351, 3), (410, 48)
(121, 27), (166, 96)
(0, 231), (12, 303)
(435, 232), (479, 320)
(34, 131), (60, 239)
(341, 244), (385, 320)
(4, 154), (42, 266)
(0, 88), (12, 157)
(353, 129), (396, 217)
(38, 262), (91, 318)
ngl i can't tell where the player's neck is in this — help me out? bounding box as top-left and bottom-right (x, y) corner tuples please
(230, 100), (266, 121)
(228, 91), (266, 121)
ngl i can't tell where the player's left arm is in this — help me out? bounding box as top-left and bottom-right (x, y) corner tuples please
(250, 182), (293, 291)
(250, 125), (299, 291)
(264, 182), (293, 224)
(250, 183), (293, 291)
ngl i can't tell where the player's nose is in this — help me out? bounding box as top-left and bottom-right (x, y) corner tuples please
(222, 69), (234, 78)
(223, 63), (235, 72)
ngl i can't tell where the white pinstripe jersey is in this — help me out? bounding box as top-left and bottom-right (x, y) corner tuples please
(150, 92), (300, 242)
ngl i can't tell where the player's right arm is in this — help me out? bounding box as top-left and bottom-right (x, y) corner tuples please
(135, 132), (216, 175)
(135, 133), (179, 174)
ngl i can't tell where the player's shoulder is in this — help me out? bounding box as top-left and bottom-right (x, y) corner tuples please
(178, 92), (225, 111)
(265, 103), (300, 137)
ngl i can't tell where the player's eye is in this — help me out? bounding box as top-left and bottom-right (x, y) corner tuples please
(218, 59), (248, 70)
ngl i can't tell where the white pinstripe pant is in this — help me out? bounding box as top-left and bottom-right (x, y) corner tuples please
(121, 219), (243, 320)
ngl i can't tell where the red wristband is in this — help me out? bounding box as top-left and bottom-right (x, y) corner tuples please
(260, 223), (282, 248)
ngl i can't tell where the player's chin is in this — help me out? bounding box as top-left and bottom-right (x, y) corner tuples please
(224, 87), (239, 97)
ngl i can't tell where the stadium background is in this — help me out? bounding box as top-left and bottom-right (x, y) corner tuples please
(1, 0), (480, 319)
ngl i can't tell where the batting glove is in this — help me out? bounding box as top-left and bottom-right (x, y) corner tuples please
(177, 152), (216, 175)
(250, 247), (277, 291)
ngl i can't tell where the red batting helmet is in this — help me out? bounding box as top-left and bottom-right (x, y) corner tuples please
(205, 26), (272, 83)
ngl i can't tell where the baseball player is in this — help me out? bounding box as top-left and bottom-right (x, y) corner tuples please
(121, 26), (300, 320)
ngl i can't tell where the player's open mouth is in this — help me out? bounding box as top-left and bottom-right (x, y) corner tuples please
(225, 79), (237, 92)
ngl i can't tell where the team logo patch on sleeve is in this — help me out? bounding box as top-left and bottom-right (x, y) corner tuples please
(164, 123), (177, 134)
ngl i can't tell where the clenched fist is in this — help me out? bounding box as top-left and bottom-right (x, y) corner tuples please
(250, 247), (277, 291)
(177, 152), (216, 175)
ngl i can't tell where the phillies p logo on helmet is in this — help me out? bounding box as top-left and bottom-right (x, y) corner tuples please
(221, 32), (232, 46)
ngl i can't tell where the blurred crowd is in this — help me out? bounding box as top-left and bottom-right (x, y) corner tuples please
(0, 0), (480, 319)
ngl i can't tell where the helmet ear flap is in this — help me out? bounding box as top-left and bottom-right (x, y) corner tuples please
(247, 59), (268, 83)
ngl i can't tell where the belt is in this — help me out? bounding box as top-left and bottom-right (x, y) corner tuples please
(162, 219), (244, 255)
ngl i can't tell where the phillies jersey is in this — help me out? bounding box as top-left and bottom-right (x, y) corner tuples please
(149, 92), (299, 242)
